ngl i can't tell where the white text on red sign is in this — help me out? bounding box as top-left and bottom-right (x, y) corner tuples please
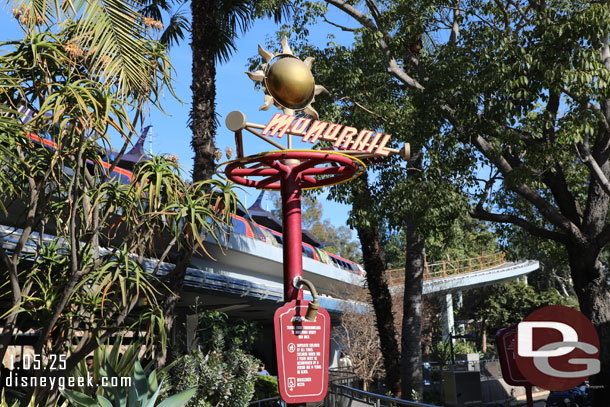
(262, 113), (392, 156)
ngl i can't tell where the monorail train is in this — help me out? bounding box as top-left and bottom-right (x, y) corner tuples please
(229, 213), (364, 276)
(22, 128), (365, 277)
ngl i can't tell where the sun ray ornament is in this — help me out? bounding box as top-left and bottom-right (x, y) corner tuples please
(246, 38), (328, 120)
(228, 37), (409, 160)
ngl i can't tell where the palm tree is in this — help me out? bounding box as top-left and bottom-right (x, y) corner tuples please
(141, 0), (291, 181)
(190, 0), (222, 182)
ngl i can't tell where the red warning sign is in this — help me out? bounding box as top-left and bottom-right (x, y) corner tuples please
(274, 300), (330, 403)
(496, 324), (531, 386)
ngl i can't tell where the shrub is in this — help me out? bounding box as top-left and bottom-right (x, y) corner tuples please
(252, 375), (279, 401)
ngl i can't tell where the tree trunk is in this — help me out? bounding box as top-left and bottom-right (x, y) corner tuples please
(481, 323), (487, 354)
(156, 249), (193, 369)
(159, 0), (218, 368)
(352, 176), (402, 397)
(190, 0), (218, 182)
(401, 218), (425, 400)
(566, 244), (610, 407)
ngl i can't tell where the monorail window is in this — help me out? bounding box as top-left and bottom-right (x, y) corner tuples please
(302, 245), (314, 259)
(329, 256), (344, 269)
(232, 217), (247, 236)
(249, 223), (267, 241)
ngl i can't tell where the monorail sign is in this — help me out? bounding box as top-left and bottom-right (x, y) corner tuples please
(222, 37), (410, 406)
(262, 113), (393, 156)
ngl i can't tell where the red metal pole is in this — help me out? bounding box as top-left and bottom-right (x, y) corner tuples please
(281, 163), (306, 407)
(525, 385), (534, 407)
(281, 163), (304, 302)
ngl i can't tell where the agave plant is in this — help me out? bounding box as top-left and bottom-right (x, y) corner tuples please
(69, 336), (152, 395)
(62, 359), (195, 407)
(0, 389), (68, 407)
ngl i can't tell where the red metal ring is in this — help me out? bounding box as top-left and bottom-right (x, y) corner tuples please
(223, 150), (363, 190)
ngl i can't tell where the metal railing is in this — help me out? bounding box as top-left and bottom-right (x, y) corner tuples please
(424, 359), (503, 383)
(249, 381), (444, 406)
(387, 252), (506, 285)
(248, 368), (358, 407)
(249, 360), (505, 406)
(325, 383), (441, 407)
(249, 396), (283, 407)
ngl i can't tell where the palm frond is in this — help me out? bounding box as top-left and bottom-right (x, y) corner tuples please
(215, 26), (238, 64)
(140, 0), (173, 20)
(159, 9), (189, 48)
(252, 0), (294, 24)
(8, 0), (171, 102)
(219, 0), (252, 35)
(73, 0), (156, 99)
(7, 0), (58, 31)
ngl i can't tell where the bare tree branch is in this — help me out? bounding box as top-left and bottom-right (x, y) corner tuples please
(473, 170), (500, 209)
(575, 135), (610, 196)
(323, 16), (358, 32)
(449, 0), (460, 43)
(471, 206), (568, 243)
(326, 0), (425, 90)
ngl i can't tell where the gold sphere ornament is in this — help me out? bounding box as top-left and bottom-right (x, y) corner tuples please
(265, 56), (315, 109)
(245, 37), (328, 120)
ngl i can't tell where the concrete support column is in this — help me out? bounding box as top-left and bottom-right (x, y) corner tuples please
(455, 290), (465, 333)
(442, 292), (454, 340)
(456, 290), (463, 309)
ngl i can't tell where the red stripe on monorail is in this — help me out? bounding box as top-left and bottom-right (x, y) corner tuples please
(25, 132), (135, 182)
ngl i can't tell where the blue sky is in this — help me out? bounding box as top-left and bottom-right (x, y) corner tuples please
(0, 6), (359, 230)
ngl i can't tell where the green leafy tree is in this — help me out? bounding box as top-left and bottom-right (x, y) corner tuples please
(499, 224), (587, 297)
(461, 282), (573, 354)
(384, 213), (498, 270)
(270, 194), (361, 262)
(269, 0), (610, 402)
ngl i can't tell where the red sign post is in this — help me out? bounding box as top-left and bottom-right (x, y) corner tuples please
(496, 325), (534, 407)
(224, 151), (359, 405)
(274, 300), (330, 403)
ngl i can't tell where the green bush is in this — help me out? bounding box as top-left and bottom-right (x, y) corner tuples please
(162, 310), (262, 407)
(431, 339), (477, 364)
(252, 375), (279, 401)
(166, 349), (257, 407)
